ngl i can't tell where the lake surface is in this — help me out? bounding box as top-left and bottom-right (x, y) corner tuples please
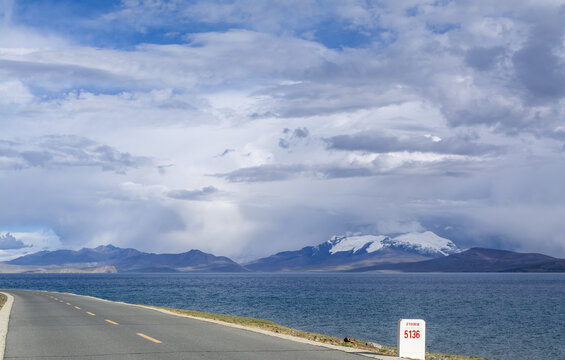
(1, 273), (563, 360)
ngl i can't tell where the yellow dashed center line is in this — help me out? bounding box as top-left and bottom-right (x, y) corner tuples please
(136, 333), (162, 344)
(40, 294), (164, 346)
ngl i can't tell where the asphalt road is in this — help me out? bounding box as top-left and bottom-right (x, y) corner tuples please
(3, 290), (379, 360)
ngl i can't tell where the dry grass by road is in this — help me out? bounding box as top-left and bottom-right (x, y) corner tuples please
(151, 306), (490, 360)
(0, 293), (6, 310)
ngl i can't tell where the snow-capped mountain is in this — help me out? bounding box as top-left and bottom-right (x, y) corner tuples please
(328, 231), (459, 257)
(245, 231), (460, 272)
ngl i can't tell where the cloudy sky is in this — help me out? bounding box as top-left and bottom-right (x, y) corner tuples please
(1, 0), (565, 261)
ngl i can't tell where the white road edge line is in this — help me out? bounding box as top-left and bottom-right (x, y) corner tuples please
(0, 292), (14, 360)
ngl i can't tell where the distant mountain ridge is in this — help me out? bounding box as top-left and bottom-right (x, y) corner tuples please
(5, 244), (247, 273)
(7, 244), (142, 266)
(354, 247), (565, 273)
(245, 231), (460, 272)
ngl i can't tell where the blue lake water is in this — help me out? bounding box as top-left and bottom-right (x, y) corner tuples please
(1, 273), (563, 360)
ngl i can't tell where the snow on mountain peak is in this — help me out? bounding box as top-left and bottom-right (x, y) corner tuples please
(388, 231), (459, 256)
(327, 231), (459, 256)
(328, 235), (387, 254)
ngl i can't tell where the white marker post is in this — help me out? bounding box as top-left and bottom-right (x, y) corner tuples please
(398, 319), (426, 360)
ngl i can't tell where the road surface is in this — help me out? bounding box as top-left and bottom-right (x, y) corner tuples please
(3, 290), (388, 360)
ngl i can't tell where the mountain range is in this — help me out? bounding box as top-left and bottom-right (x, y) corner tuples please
(3, 244), (247, 273)
(1, 231), (564, 273)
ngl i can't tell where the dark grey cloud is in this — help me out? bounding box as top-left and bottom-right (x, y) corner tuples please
(513, 43), (565, 101)
(0, 135), (151, 173)
(257, 82), (414, 118)
(0, 233), (31, 250)
(157, 164), (174, 175)
(249, 111), (279, 119)
(279, 127), (310, 149)
(291, 127), (309, 138)
(20, 151), (53, 166)
(215, 165), (307, 182)
(0, 59), (145, 93)
(465, 46), (506, 71)
(167, 186), (218, 201)
(215, 163), (380, 183)
(512, 11), (565, 102)
(218, 149), (235, 157)
(324, 132), (501, 156)
(320, 166), (374, 179)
